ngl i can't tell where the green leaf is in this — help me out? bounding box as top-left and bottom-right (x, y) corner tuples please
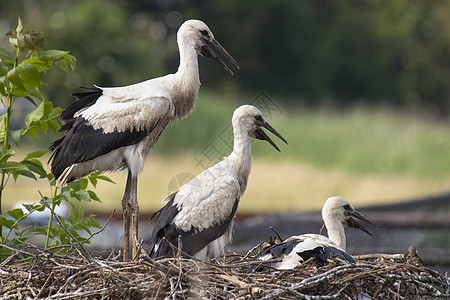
(27, 88), (45, 102)
(21, 58), (48, 72)
(87, 215), (102, 228)
(47, 119), (60, 133)
(17, 63), (41, 88)
(9, 129), (23, 145)
(0, 48), (11, 60)
(21, 160), (46, 178)
(75, 190), (90, 202)
(88, 190), (101, 203)
(9, 37), (18, 48)
(78, 206), (85, 219)
(63, 54), (76, 72)
(0, 161), (29, 173)
(0, 65), (8, 77)
(14, 169), (36, 180)
(25, 126), (39, 137)
(35, 203), (45, 212)
(68, 203), (77, 224)
(23, 203), (37, 213)
(0, 215), (14, 228)
(7, 69), (24, 89)
(0, 85), (6, 98)
(61, 190), (71, 202)
(33, 50), (69, 61)
(36, 120), (49, 133)
(0, 149), (15, 163)
(55, 58), (69, 73)
(91, 174), (116, 184)
(79, 178), (88, 190)
(17, 35), (26, 50)
(55, 54), (76, 73)
(10, 86), (29, 98)
(25, 100), (45, 128)
(43, 101), (53, 117)
(24, 150), (47, 160)
(0, 118), (6, 145)
(27, 158), (44, 167)
(7, 208), (25, 220)
(47, 106), (63, 119)
(69, 180), (81, 191)
(89, 176), (97, 187)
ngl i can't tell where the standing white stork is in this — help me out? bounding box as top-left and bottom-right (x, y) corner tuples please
(148, 105), (287, 260)
(49, 19), (239, 261)
(255, 196), (378, 270)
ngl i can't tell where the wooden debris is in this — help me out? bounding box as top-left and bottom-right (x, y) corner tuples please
(0, 244), (448, 299)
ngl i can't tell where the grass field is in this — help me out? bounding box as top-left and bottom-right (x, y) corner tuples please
(3, 153), (449, 213)
(3, 91), (449, 213)
(155, 91), (450, 179)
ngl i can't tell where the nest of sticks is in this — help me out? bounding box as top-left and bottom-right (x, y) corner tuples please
(0, 242), (449, 300)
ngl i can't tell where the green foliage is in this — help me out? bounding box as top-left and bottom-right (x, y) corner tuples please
(272, 106), (450, 178)
(0, 17), (109, 259)
(2, 1), (449, 114)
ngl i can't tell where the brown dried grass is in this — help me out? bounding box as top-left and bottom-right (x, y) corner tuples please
(0, 243), (448, 300)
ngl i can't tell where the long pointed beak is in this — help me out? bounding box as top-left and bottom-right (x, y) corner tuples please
(201, 38), (239, 75)
(254, 121), (288, 152)
(344, 208), (379, 237)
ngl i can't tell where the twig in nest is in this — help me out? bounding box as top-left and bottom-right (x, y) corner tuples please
(0, 252), (19, 268)
(269, 226), (283, 242)
(241, 242), (264, 261)
(353, 253), (404, 260)
(131, 238), (144, 261)
(82, 208), (115, 244)
(0, 243), (36, 260)
(318, 223), (325, 235)
(167, 236), (184, 299)
(35, 271), (54, 299)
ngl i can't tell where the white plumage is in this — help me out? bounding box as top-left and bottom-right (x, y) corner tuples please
(256, 196), (378, 270)
(149, 105), (287, 260)
(49, 19), (238, 261)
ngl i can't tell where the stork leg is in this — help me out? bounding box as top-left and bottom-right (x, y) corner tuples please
(129, 174), (139, 260)
(121, 171), (134, 262)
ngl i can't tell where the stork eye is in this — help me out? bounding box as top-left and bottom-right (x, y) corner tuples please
(200, 30), (209, 36)
(343, 204), (352, 211)
(254, 115), (263, 122)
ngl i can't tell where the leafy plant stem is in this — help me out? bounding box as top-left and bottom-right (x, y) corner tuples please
(44, 187), (58, 249)
(4, 212), (31, 241)
(0, 59), (18, 239)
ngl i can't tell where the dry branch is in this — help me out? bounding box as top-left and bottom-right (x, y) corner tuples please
(0, 245), (448, 299)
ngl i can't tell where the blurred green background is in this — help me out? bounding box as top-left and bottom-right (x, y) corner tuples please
(1, 0), (449, 212)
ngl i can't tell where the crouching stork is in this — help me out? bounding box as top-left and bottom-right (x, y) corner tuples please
(149, 105), (287, 260)
(255, 196), (378, 270)
(49, 19), (239, 261)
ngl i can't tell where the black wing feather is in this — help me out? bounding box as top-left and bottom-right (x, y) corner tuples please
(50, 117), (149, 181)
(254, 239), (355, 271)
(257, 239), (301, 259)
(298, 246), (355, 266)
(150, 197), (240, 259)
(148, 194), (181, 257)
(60, 86), (103, 121)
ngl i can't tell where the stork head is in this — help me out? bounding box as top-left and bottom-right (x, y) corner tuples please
(232, 105), (287, 152)
(178, 19), (239, 75)
(322, 196), (378, 236)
